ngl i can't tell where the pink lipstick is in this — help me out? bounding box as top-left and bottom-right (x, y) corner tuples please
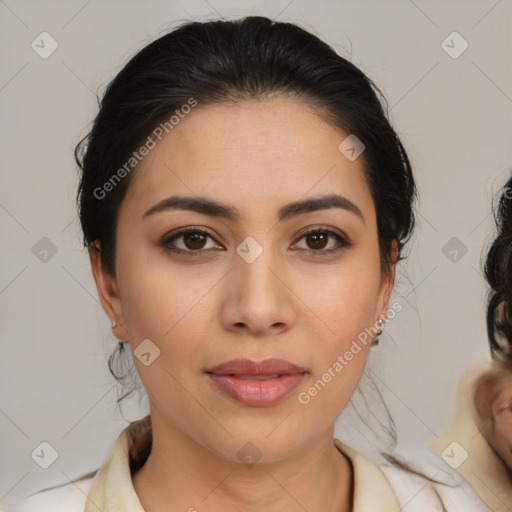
(206, 358), (308, 407)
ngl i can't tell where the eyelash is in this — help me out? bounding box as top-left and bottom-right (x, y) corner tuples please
(161, 226), (353, 257)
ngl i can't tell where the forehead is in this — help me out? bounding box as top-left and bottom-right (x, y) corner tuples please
(121, 97), (375, 224)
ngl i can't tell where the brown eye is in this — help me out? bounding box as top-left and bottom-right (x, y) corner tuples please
(162, 228), (222, 255)
(183, 232), (207, 250)
(305, 232), (329, 250)
(294, 228), (352, 255)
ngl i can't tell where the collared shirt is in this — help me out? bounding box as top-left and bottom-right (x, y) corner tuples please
(428, 362), (512, 512)
(16, 414), (492, 512)
(84, 421), (404, 512)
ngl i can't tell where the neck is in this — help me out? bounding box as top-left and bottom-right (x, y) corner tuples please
(132, 412), (353, 512)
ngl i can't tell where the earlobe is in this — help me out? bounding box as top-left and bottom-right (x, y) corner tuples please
(88, 241), (129, 340)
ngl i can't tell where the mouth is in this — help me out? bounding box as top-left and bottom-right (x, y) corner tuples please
(206, 358), (308, 407)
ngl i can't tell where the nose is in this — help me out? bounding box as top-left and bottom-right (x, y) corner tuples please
(219, 240), (297, 337)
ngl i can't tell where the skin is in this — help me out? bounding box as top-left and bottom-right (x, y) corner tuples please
(89, 97), (397, 512)
(472, 370), (512, 471)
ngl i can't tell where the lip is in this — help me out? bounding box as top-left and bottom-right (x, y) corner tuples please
(206, 358), (308, 407)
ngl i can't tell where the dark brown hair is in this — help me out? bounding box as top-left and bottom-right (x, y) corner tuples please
(484, 174), (512, 370)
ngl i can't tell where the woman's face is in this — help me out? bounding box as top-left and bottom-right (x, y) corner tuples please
(91, 97), (396, 463)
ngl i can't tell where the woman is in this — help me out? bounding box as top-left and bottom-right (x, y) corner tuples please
(428, 175), (512, 511)
(17, 16), (490, 512)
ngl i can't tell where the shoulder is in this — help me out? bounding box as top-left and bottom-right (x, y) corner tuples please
(378, 456), (492, 512)
(12, 474), (96, 512)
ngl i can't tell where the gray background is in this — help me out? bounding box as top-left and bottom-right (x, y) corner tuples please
(1, 0), (511, 509)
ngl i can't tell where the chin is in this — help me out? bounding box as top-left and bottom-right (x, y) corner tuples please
(201, 427), (311, 466)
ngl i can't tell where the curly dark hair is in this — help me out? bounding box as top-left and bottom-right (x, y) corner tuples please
(484, 174), (512, 369)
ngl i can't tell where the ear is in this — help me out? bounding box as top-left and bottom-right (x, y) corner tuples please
(375, 239), (398, 320)
(89, 241), (130, 341)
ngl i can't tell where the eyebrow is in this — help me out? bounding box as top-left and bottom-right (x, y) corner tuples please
(142, 194), (365, 225)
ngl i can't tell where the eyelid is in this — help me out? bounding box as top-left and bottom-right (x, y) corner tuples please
(161, 226), (223, 252)
(296, 224), (351, 241)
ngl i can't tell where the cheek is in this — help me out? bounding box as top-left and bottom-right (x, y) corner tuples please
(115, 254), (214, 402)
(306, 259), (381, 344)
(297, 272), (379, 413)
(115, 243), (214, 342)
